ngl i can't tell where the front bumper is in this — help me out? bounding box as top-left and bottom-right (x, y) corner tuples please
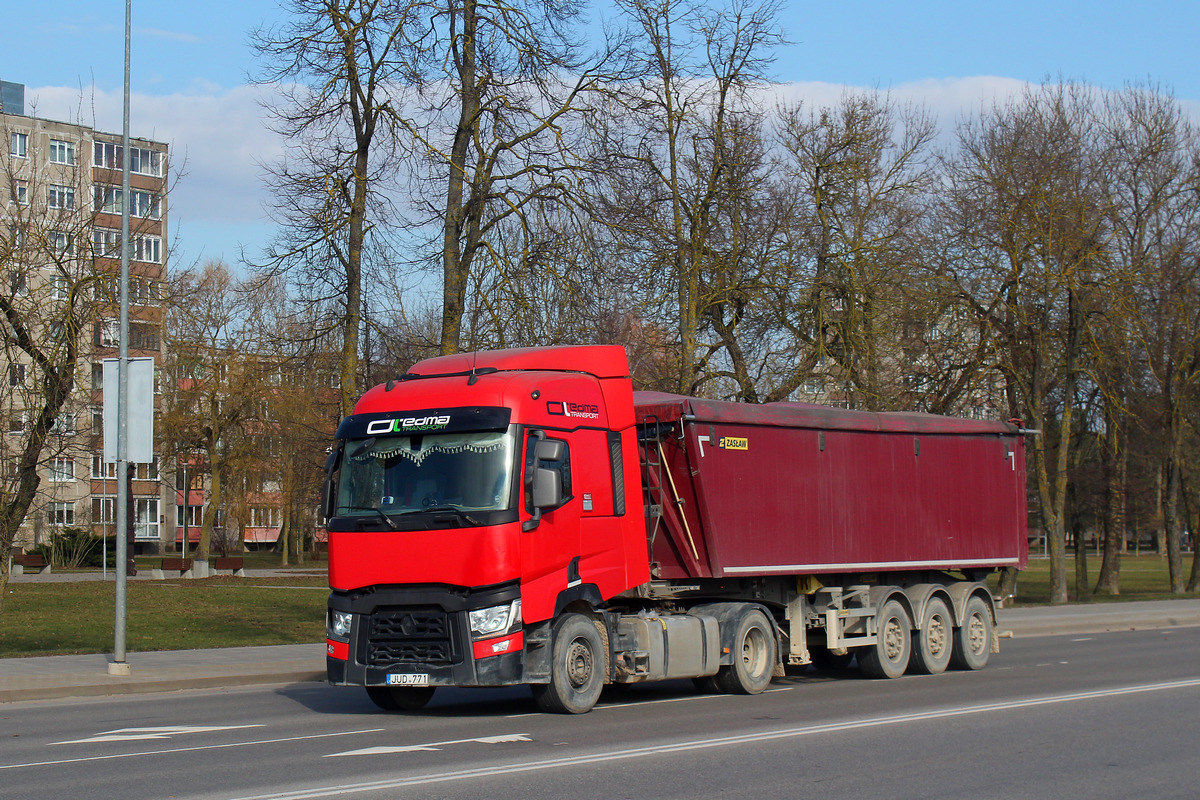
(326, 583), (531, 688)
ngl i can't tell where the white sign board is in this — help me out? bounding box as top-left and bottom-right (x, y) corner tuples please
(102, 357), (155, 464)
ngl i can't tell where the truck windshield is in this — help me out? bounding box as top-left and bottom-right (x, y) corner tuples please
(337, 430), (516, 519)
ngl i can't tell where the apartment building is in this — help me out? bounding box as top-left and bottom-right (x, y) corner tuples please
(2, 80), (171, 554)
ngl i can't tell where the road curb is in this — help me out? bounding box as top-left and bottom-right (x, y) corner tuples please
(0, 670), (326, 704)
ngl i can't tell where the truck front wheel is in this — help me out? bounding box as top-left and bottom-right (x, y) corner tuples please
(365, 685), (436, 711)
(858, 599), (911, 679)
(714, 609), (776, 694)
(532, 613), (605, 714)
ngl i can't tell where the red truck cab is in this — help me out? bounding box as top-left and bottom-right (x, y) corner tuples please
(324, 346), (648, 705)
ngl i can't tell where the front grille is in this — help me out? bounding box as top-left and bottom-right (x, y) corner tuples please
(366, 607), (457, 666)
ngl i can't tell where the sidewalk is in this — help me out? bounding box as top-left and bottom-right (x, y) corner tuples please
(2, 599), (1199, 704)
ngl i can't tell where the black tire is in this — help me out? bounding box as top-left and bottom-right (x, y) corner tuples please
(714, 609), (776, 694)
(809, 647), (855, 673)
(365, 685), (436, 711)
(531, 614), (605, 714)
(858, 598), (911, 679)
(909, 597), (953, 675)
(950, 595), (993, 671)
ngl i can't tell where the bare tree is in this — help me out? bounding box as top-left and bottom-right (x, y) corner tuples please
(775, 91), (937, 408)
(160, 260), (268, 562)
(941, 83), (1112, 604)
(597, 0), (784, 394)
(252, 0), (411, 417)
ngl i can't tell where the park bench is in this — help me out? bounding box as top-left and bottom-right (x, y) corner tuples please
(9, 551), (51, 575)
(152, 556), (194, 580)
(213, 556), (246, 577)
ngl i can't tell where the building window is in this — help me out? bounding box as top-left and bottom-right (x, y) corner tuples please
(92, 495), (116, 524)
(131, 277), (160, 306)
(135, 459), (160, 480)
(129, 189), (160, 219)
(129, 147), (161, 176)
(49, 139), (76, 165)
(10, 132), (27, 158)
(130, 322), (160, 351)
(92, 228), (120, 258)
(132, 236), (161, 264)
(49, 457), (75, 482)
(49, 502), (75, 526)
(12, 179), (28, 205)
(93, 142), (163, 176)
(94, 185), (120, 214)
(177, 504), (202, 528)
(135, 498), (159, 540)
(92, 454), (118, 479)
(49, 232), (74, 257)
(93, 185), (160, 219)
(50, 413), (75, 435)
(50, 275), (70, 301)
(91, 363), (104, 390)
(8, 270), (27, 295)
(98, 319), (120, 347)
(8, 413), (25, 433)
(8, 363), (25, 386)
(49, 184), (76, 210)
(92, 407), (103, 435)
(250, 506), (282, 528)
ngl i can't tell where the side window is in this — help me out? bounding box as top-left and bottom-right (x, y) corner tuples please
(524, 434), (572, 514)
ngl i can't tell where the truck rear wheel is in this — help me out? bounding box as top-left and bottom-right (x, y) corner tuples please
(858, 599), (911, 679)
(950, 595), (992, 670)
(714, 609), (776, 694)
(532, 613), (605, 714)
(365, 685), (436, 711)
(909, 597), (953, 675)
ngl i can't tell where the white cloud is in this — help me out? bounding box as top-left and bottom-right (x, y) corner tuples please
(27, 83), (281, 228)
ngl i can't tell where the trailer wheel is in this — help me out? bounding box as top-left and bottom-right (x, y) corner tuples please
(909, 597), (953, 675)
(365, 685), (436, 711)
(950, 595), (992, 671)
(858, 599), (911, 679)
(714, 609), (776, 694)
(532, 614), (605, 714)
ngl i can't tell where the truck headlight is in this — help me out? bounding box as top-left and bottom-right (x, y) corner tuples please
(329, 610), (353, 639)
(469, 600), (521, 638)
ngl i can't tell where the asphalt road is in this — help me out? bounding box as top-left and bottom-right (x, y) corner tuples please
(3, 625), (1199, 800)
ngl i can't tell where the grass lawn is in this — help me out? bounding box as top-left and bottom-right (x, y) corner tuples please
(995, 552), (1200, 605)
(3, 552), (1197, 659)
(1, 574), (328, 658)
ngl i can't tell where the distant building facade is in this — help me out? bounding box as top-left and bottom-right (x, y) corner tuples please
(2, 80), (170, 553)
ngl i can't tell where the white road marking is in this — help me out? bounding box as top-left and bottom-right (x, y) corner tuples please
(327, 733), (532, 757)
(52, 724), (266, 745)
(0, 729), (384, 772)
(223, 677), (1200, 800)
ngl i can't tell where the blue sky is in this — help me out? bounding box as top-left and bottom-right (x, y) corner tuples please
(5, 0), (1198, 269)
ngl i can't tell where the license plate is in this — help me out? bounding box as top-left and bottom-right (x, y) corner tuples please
(387, 673), (429, 687)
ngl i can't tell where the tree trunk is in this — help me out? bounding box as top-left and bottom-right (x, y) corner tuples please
(439, 0), (479, 356)
(1095, 419), (1125, 595)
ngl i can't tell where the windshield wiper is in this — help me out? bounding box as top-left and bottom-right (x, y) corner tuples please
(342, 505), (397, 529)
(398, 505), (486, 526)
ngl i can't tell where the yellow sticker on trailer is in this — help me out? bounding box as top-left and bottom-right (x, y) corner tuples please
(719, 437), (749, 450)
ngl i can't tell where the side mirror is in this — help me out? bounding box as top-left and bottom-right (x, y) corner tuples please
(322, 477), (337, 521)
(523, 432), (570, 531)
(532, 466), (563, 510)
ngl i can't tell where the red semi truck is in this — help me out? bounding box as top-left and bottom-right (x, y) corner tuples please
(323, 345), (1028, 713)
